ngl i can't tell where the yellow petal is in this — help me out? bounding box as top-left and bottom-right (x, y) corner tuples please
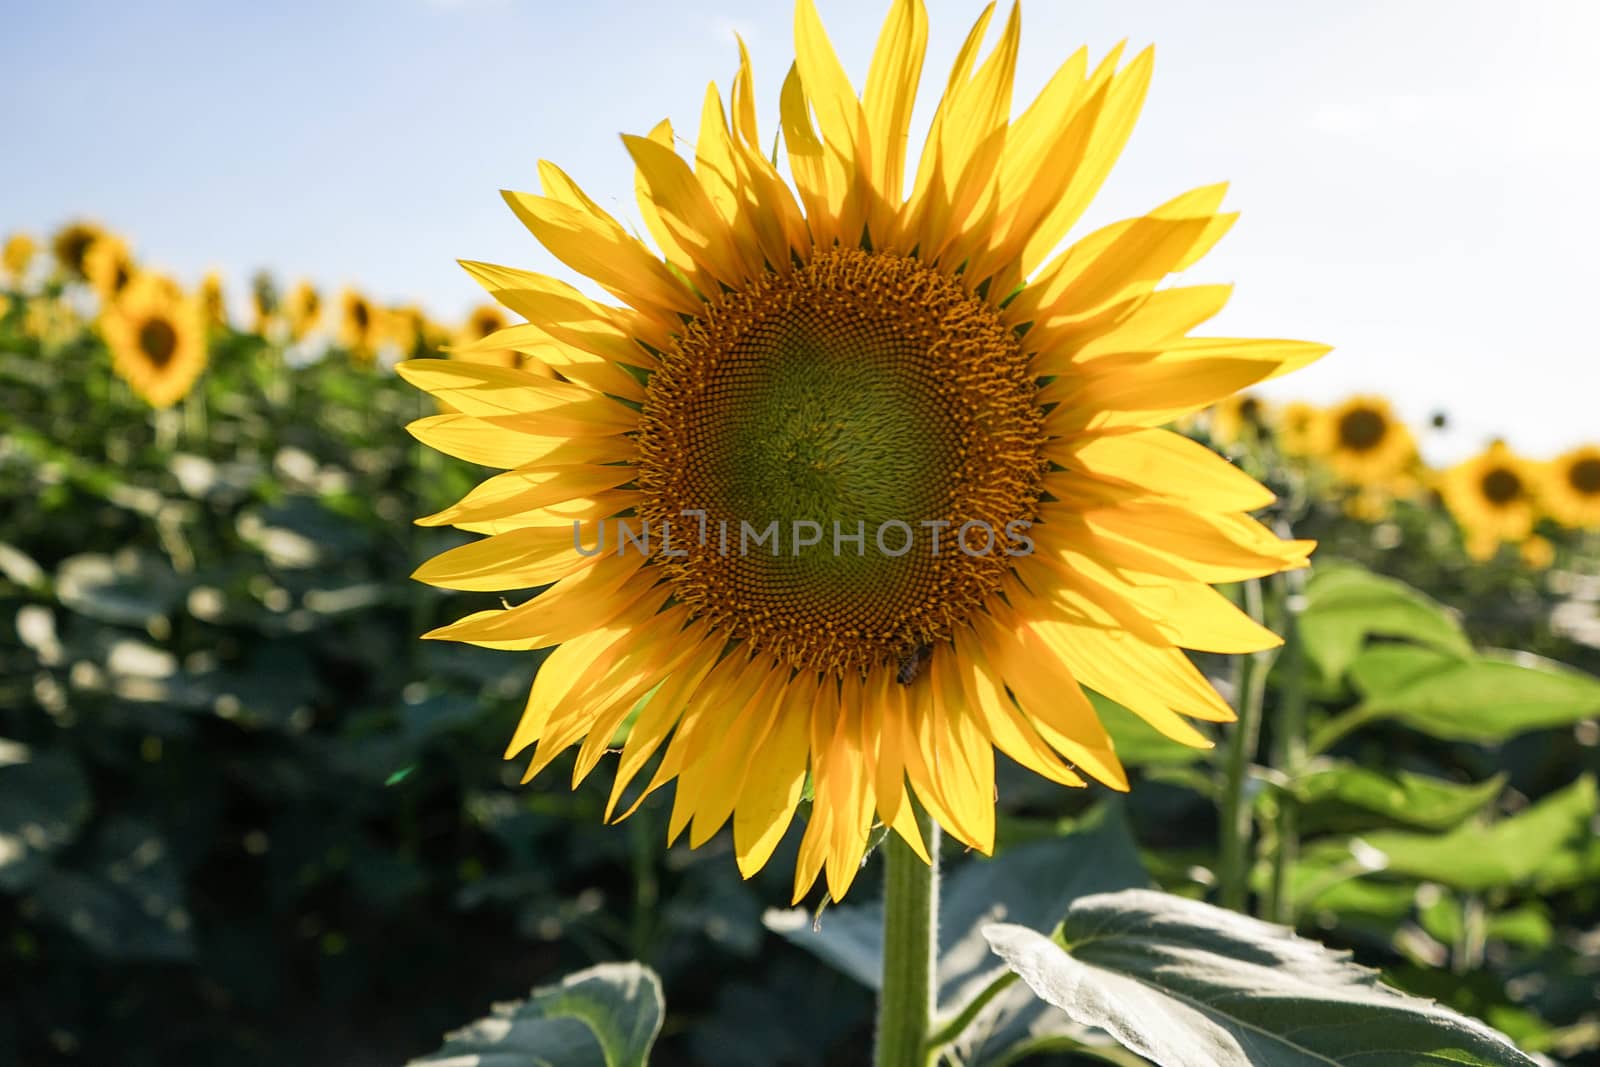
(501, 189), (698, 317)
(1047, 427), (1275, 512)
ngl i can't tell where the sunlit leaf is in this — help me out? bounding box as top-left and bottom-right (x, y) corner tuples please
(986, 889), (1536, 1067)
(1299, 561), (1471, 681)
(408, 961), (664, 1067)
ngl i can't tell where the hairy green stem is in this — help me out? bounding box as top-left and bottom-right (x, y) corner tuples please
(1218, 578), (1274, 912)
(876, 806), (939, 1067)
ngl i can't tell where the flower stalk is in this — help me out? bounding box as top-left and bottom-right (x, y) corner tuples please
(876, 805), (939, 1067)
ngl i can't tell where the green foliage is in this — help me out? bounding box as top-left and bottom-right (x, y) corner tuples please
(985, 890), (1537, 1067)
(409, 962), (664, 1067)
(5, 280), (1600, 1064)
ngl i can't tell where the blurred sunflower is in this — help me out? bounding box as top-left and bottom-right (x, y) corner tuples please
(404, 0), (1322, 900)
(389, 304), (448, 360)
(285, 281), (322, 342)
(1206, 393), (1266, 447)
(52, 220), (108, 280)
(1439, 441), (1540, 560)
(1315, 394), (1415, 489)
(250, 271), (279, 334)
(338, 289), (380, 362)
(101, 274), (208, 408)
(3, 232), (37, 284)
(1540, 445), (1600, 530)
(449, 303), (555, 377)
(199, 270), (229, 330)
(84, 236), (137, 303)
(1276, 401), (1320, 456)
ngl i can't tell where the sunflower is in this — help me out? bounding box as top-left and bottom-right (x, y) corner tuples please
(1439, 441), (1540, 560)
(1206, 393), (1266, 447)
(1276, 400), (1320, 456)
(84, 236), (137, 304)
(403, 0), (1322, 901)
(199, 270), (230, 330)
(389, 304), (449, 360)
(101, 274), (207, 408)
(1314, 394), (1415, 489)
(51, 220), (108, 281)
(1540, 444), (1600, 531)
(3, 232), (37, 284)
(284, 280), (322, 342)
(338, 288), (380, 362)
(449, 303), (556, 378)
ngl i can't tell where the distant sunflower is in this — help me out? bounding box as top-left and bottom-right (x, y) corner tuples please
(101, 274), (207, 407)
(199, 270), (229, 330)
(449, 303), (555, 378)
(338, 289), (380, 362)
(3, 232), (37, 284)
(1315, 395), (1415, 488)
(84, 236), (137, 303)
(51, 220), (107, 281)
(1276, 401), (1320, 456)
(1540, 445), (1600, 530)
(285, 281), (322, 342)
(1440, 441), (1540, 560)
(389, 304), (448, 360)
(1206, 393), (1269, 448)
(404, 0), (1322, 901)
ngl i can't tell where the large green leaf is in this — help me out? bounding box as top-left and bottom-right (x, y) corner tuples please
(1346, 775), (1596, 892)
(985, 889), (1535, 1067)
(408, 962), (664, 1067)
(1291, 762), (1504, 831)
(1299, 562), (1471, 681)
(1348, 645), (1600, 742)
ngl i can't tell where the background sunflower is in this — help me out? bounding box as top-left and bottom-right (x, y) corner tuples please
(100, 272), (208, 407)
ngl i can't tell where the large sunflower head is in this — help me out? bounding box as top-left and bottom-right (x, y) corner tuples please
(84, 235), (137, 304)
(101, 273), (208, 408)
(52, 220), (108, 281)
(1314, 394), (1416, 488)
(1539, 445), (1600, 530)
(1440, 440), (1541, 560)
(403, 0), (1323, 901)
(3, 232), (38, 284)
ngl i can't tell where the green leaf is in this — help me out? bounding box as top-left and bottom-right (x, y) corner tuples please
(1348, 776), (1596, 892)
(1299, 562), (1472, 681)
(985, 889), (1536, 1067)
(408, 961), (664, 1067)
(1348, 646), (1600, 742)
(1291, 762), (1504, 831)
(0, 748), (91, 893)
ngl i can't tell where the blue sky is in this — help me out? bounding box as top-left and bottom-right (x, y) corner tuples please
(6, 0), (1597, 459)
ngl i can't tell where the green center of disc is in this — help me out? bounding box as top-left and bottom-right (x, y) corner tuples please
(637, 248), (1044, 676)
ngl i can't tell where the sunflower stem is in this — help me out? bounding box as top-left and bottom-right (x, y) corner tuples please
(876, 806), (939, 1067)
(1218, 578), (1274, 912)
(1266, 569), (1307, 923)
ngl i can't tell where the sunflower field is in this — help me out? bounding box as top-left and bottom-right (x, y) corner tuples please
(5, 6), (1600, 1067)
